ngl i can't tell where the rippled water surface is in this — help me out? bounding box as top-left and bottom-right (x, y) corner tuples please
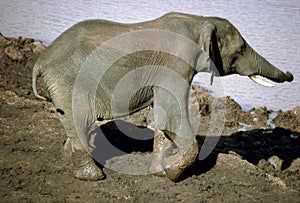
(1, 0), (299, 110)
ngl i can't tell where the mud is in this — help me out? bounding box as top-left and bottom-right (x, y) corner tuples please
(0, 34), (299, 202)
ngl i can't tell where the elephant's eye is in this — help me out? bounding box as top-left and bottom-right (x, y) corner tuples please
(231, 49), (242, 66)
(236, 48), (243, 56)
(231, 55), (239, 67)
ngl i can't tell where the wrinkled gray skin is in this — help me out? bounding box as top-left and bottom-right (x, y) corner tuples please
(32, 12), (293, 181)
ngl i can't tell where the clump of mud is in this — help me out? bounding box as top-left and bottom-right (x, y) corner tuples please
(0, 34), (299, 202)
(0, 33), (46, 98)
(273, 106), (300, 132)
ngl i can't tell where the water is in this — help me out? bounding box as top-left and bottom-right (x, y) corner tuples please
(1, 0), (299, 111)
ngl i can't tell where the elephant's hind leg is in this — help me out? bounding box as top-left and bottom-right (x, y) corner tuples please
(58, 113), (104, 180)
(72, 121), (106, 181)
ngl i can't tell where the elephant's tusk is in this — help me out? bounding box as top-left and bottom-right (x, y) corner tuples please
(249, 75), (276, 87)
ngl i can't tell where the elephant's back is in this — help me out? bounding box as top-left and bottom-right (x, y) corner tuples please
(37, 19), (127, 67)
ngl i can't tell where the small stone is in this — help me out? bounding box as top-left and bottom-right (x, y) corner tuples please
(31, 41), (46, 53)
(4, 46), (23, 61)
(267, 155), (283, 171)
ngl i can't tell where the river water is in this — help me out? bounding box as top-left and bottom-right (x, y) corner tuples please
(1, 0), (299, 111)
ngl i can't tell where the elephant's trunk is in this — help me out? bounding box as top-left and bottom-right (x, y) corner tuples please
(250, 48), (294, 83)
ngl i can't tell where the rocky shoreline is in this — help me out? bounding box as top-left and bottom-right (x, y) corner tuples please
(0, 34), (299, 202)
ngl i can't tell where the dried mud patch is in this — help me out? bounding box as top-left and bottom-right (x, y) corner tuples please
(0, 35), (299, 202)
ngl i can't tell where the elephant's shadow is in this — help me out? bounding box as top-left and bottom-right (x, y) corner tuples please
(185, 128), (300, 179)
(91, 120), (300, 179)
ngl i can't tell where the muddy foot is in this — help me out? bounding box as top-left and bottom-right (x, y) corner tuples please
(73, 161), (105, 181)
(72, 150), (105, 181)
(162, 138), (199, 181)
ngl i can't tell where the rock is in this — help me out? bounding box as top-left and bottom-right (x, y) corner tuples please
(258, 159), (275, 173)
(4, 46), (24, 61)
(31, 41), (46, 53)
(246, 106), (271, 128)
(216, 153), (256, 170)
(273, 106), (300, 132)
(21, 37), (34, 46)
(268, 155), (283, 172)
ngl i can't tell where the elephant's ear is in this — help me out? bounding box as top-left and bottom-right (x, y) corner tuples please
(196, 22), (223, 82)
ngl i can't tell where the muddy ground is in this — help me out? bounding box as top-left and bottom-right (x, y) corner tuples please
(0, 34), (299, 202)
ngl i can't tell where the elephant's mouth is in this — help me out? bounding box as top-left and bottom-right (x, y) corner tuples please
(248, 75), (276, 87)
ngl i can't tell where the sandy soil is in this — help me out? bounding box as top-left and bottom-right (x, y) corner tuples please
(0, 34), (299, 202)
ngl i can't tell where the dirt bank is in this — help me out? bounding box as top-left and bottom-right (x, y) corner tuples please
(0, 34), (299, 202)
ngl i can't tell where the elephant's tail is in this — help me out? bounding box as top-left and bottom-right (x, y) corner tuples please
(32, 64), (48, 100)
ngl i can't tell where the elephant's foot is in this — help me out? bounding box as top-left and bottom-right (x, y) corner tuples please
(72, 149), (105, 181)
(162, 137), (199, 181)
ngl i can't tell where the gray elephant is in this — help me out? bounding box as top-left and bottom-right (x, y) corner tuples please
(32, 12), (293, 181)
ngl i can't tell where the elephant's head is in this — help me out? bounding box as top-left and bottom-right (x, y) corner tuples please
(196, 18), (294, 86)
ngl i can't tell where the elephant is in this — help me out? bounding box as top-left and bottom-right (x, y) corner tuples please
(32, 12), (293, 181)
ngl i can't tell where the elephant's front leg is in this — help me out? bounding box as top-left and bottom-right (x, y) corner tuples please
(152, 86), (199, 181)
